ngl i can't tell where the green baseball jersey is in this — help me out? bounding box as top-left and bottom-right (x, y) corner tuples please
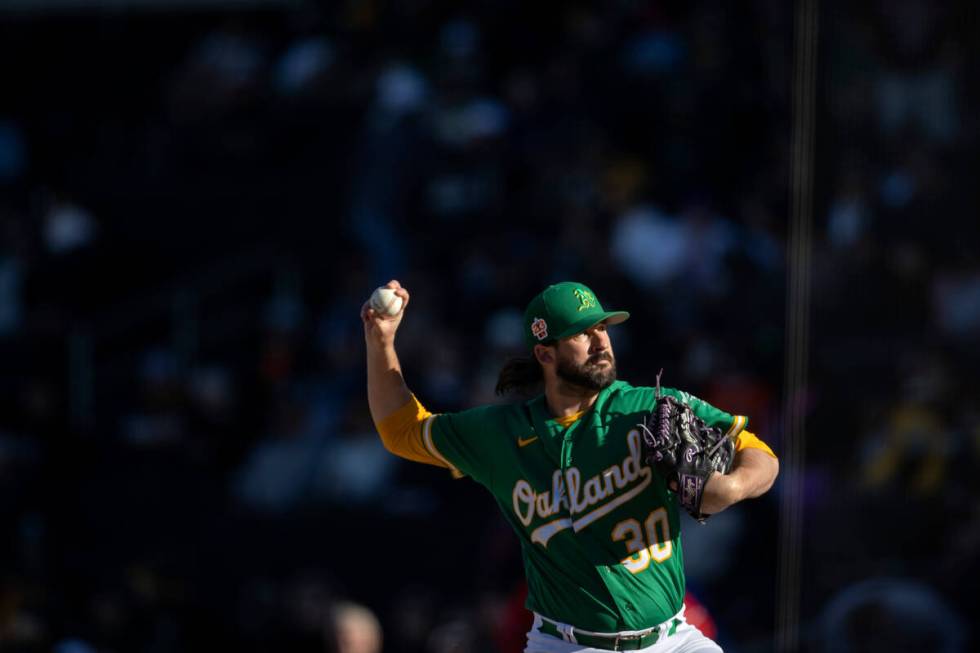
(422, 380), (746, 632)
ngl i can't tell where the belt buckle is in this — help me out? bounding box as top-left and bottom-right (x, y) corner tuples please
(613, 632), (640, 651)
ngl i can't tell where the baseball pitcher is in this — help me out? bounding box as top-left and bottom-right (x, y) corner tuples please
(362, 280), (779, 652)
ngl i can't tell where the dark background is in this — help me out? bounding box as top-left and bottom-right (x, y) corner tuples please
(0, 1), (977, 651)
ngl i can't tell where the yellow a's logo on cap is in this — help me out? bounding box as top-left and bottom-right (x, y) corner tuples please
(573, 288), (597, 311)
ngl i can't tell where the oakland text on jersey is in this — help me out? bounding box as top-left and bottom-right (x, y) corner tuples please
(513, 429), (652, 546)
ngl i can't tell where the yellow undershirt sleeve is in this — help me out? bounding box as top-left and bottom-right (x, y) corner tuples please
(374, 395), (449, 469)
(735, 430), (777, 458)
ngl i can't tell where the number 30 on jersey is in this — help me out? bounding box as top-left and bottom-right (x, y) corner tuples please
(611, 507), (672, 574)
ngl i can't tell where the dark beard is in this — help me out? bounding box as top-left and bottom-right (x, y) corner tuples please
(556, 352), (617, 392)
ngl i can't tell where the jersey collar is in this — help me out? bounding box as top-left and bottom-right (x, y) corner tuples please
(525, 380), (625, 440)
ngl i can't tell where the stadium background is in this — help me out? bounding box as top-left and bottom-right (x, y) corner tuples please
(0, 1), (977, 651)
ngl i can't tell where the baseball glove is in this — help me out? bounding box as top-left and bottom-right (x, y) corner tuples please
(638, 373), (735, 523)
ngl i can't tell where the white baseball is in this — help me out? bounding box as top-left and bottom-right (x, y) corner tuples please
(370, 287), (404, 317)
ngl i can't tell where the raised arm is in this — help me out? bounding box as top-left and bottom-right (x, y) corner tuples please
(361, 282), (456, 470)
(700, 447), (779, 515)
(361, 280), (413, 424)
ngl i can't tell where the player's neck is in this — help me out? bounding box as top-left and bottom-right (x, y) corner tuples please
(543, 381), (599, 418)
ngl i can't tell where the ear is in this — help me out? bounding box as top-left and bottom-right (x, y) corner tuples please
(533, 343), (555, 366)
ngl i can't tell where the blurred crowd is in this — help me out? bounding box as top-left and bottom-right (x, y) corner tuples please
(0, 0), (977, 651)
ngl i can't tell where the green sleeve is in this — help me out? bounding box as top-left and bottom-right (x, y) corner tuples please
(424, 405), (503, 486)
(660, 387), (749, 437)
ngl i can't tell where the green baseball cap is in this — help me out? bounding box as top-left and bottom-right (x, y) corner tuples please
(523, 282), (629, 349)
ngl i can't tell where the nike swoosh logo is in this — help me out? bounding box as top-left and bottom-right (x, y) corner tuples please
(518, 436), (539, 448)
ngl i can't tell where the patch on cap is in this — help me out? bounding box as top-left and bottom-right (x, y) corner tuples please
(530, 317), (549, 341)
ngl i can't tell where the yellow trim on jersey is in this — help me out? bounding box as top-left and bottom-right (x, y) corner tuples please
(422, 415), (464, 478)
(553, 408), (588, 428)
(735, 430), (777, 458)
(726, 415), (748, 438)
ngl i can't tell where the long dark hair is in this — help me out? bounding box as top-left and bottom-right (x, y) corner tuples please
(495, 355), (544, 396)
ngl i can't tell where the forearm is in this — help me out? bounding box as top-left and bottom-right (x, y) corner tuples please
(366, 342), (413, 426)
(701, 448), (779, 515)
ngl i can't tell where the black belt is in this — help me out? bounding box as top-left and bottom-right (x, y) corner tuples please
(537, 615), (681, 651)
